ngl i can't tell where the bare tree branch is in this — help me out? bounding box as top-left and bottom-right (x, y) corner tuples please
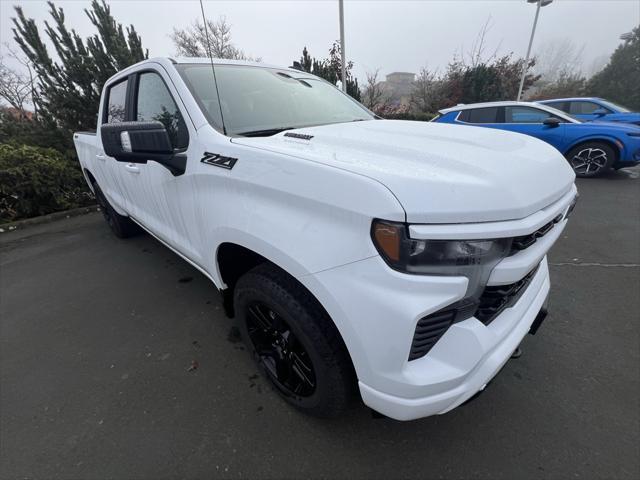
(171, 17), (259, 61)
(534, 38), (585, 82)
(0, 52), (33, 119)
(362, 69), (387, 113)
(409, 66), (444, 114)
(467, 17), (500, 67)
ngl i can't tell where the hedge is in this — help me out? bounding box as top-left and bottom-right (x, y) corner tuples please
(380, 112), (436, 122)
(0, 143), (93, 223)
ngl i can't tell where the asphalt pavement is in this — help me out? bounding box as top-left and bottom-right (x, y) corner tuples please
(1, 167), (639, 479)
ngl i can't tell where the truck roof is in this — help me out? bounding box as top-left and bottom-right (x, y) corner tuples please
(119, 56), (303, 76)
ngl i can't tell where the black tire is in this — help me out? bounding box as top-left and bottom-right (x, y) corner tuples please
(234, 263), (356, 417)
(93, 182), (140, 238)
(565, 141), (616, 178)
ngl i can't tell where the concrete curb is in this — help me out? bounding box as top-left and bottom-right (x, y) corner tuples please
(0, 205), (99, 233)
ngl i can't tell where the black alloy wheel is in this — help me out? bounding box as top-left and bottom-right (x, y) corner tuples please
(245, 302), (316, 397)
(234, 263), (355, 417)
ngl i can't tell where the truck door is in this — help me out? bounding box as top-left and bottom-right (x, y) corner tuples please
(115, 67), (202, 264)
(95, 78), (131, 213)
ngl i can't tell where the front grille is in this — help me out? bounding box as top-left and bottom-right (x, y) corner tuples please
(475, 266), (539, 325)
(408, 265), (540, 361)
(509, 214), (562, 255)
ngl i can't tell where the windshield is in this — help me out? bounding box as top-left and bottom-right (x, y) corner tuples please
(599, 99), (631, 113)
(176, 64), (373, 136)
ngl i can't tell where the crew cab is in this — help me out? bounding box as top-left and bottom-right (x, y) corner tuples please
(74, 58), (577, 421)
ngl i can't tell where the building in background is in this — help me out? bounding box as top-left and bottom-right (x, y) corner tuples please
(378, 72), (415, 108)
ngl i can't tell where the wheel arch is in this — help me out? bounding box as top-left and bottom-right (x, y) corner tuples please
(212, 230), (312, 292)
(83, 168), (97, 193)
(214, 239), (361, 379)
(563, 136), (621, 161)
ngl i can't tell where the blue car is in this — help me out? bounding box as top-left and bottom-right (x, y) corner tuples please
(433, 101), (640, 177)
(538, 97), (640, 126)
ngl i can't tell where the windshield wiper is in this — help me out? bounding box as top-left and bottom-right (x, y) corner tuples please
(237, 118), (372, 137)
(237, 127), (295, 137)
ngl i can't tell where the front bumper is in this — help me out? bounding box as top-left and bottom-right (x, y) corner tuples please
(302, 252), (551, 421)
(360, 263), (549, 420)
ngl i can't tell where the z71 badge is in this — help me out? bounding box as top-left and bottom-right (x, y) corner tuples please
(201, 152), (238, 170)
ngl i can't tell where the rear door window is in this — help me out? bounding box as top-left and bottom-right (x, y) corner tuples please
(545, 101), (569, 113)
(459, 107), (500, 123)
(569, 101), (609, 115)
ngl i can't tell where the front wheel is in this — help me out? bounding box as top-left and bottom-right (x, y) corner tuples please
(234, 263), (355, 418)
(565, 142), (616, 178)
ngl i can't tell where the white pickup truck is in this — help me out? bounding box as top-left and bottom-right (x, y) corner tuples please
(74, 57), (577, 421)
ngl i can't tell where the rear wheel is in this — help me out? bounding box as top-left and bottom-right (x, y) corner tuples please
(565, 142), (616, 178)
(234, 263), (355, 417)
(93, 182), (139, 238)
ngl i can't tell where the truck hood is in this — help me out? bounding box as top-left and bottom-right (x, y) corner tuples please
(232, 120), (575, 223)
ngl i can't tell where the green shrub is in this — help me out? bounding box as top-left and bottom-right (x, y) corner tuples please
(381, 112), (436, 122)
(0, 110), (75, 156)
(0, 143), (93, 223)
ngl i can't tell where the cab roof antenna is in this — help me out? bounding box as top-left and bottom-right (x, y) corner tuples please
(199, 0), (226, 134)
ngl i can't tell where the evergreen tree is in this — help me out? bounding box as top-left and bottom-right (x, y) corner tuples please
(295, 43), (362, 101)
(11, 0), (147, 136)
(587, 27), (640, 111)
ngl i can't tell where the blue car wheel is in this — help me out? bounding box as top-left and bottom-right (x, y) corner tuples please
(565, 141), (616, 178)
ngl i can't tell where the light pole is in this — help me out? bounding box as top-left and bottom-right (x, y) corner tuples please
(516, 0), (553, 101)
(339, 0), (347, 92)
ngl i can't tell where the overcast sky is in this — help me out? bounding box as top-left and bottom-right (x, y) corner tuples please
(1, 0), (638, 82)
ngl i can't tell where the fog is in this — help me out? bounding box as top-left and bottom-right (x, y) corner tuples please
(1, 0), (638, 81)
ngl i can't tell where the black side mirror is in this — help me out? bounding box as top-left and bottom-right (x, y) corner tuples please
(101, 121), (186, 175)
(543, 117), (561, 127)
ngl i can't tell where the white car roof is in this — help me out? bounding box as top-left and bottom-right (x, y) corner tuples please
(439, 101), (578, 124)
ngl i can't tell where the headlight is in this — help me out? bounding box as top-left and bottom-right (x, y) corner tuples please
(371, 219), (512, 305)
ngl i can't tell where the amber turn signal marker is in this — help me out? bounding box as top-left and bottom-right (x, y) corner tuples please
(373, 222), (401, 262)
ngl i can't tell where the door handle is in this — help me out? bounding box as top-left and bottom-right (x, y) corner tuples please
(96, 153), (106, 161)
(125, 163), (140, 174)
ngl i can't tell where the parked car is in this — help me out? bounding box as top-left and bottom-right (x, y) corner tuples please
(433, 101), (640, 177)
(74, 58), (577, 421)
(538, 97), (640, 126)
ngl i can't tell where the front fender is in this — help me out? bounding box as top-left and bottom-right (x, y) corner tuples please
(563, 134), (624, 156)
(210, 228), (312, 288)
